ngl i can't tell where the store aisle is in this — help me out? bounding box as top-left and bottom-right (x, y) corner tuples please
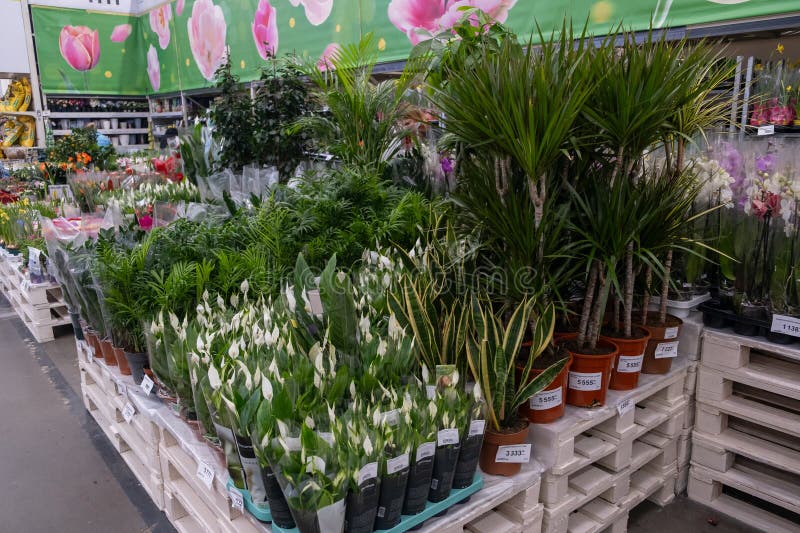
(0, 296), (173, 533)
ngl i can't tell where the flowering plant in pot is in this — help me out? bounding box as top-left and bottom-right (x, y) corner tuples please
(428, 384), (468, 501)
(466, 297), (566, 476)
(373, 403), (414, 530)
(338, 405), (384, 533)
(401, 390), (438, 515)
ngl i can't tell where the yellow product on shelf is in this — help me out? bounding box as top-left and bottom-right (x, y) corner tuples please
(2, 119), (24, 146)
(6, 81), (25, 112)
(17, 78), (31, 113)
(18, 116), (34, 147)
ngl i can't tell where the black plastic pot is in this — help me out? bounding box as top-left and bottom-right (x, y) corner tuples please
(345, 477), (380, 533)
(701, 300), (729, 328)
(452, 433), (483, 489)
(428, 442), (460, 503)
(288, 500), (346, 533)
(70, 311), (84, 340)
(402, 453), (434, 515)
(260, 465), (295, 528)
(374, 468), (410, 530)
(124, 351), (148, 384)
(766, 330), (798, 345)
(235, 435), (266, 507)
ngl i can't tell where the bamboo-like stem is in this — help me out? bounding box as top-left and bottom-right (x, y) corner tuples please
(613, 292), (621, 335)
(642, 265), (652, 326)
(624, 241), (634, 337)
(576, 263), (598, 349)
(587, 265), (608, 351)
(659, 250), (673, 325)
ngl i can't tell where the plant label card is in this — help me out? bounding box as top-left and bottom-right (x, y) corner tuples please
(469, 419), (486, 437)
(228, 487), (244, 511)
(530, 387), (562, 410)
(495, 444), (531, 463)
(426, 385), (436, 399)
(416, 441), (435, 461)
(358, 462), (378, 485)
(116, 380), (127, 397)
(122, 402), (135, 423)
(617, 355), (643, 373)
(771, 315), (800, 338)
(664, 327), (679, 339)
(437, 428), (459, 446)
(757, 125), (775, 136)
(140, 375), (155, 395)
(380, 409), (400, 427)
(197, 461), (215, 489)
(617, 398), (634, 416)
(569, 372), (602, 391)
(654, 341), (679, 359)
(387, 453), (410, 475)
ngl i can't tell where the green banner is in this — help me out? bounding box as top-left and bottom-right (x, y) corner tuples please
(32, 0), (800, 96)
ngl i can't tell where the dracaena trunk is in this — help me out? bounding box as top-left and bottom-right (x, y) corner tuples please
(659, 250), (673, 325)
(624, 241), (634, 337)
(576, 262), (599, 349)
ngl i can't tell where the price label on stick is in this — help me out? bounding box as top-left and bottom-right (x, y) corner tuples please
(197, 461), (215, 489)
(416, 441), (435, 461)
(757, 124), (775, 136)
(654, 341), (679, 359)
(469, 419), (486, 437)
(771, 314), (800, 338)
(122, 402), (135, 423)
(228, 487), (244, 511)
(617, 398), (634, 416)
(495, 444), (531, 464)
(358, 462), (378, 485)
(387, 453), (410, 475)
(437, 428), (459, 446)
(140, 375), (154, 395)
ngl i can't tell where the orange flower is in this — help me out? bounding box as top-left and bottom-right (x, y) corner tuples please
(38, 163), (45, 171)
(59, 163), (67, 170)
(68, 156), (73, 162)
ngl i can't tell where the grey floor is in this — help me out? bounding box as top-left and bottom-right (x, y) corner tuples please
(0, 295), (759, 533)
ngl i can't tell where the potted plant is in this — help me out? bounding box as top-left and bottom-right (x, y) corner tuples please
(402, 392), (438, 515)
(452, 387), (485, 489)
(339, 408), (383, 533)
(517, 344), (573, 423)
(373, 408), (413, 530)
(428, 385), (465, 502)
(466, 297), (567, 476)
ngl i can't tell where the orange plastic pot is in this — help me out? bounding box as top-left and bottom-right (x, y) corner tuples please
(640, 313), (683, 375)
(479, 422), (530, 476)
(99, 338), (118, 366)
(113, 346), (131, 376)
(84, 330), (99, 355)
(560, 339), (618, 407)
(601, 327), (651, 391)
(517, 354), (573, 424)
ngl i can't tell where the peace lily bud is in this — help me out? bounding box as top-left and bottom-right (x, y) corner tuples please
(364, 435), (373, 455)
(230, 293), (239, 308)
(349, 381), (357, 398)
(262, 377), (273, 401)
(305, 416), (315, 429)
(240, 279), (249, 294)
(285, 287), (296, 313)
(421, 363), (430, 384)
(208, 365), (222, 390)
(228, 342), (240, 359)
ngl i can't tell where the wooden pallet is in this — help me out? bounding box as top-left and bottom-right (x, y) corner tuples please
(678, 312), (704, 361)
(163, 478), (267, 533)
(466, 507), (543, 533)
(684, 361), (698, 396)
(701, 328), (800, 373)
(543, 495), (627, 533)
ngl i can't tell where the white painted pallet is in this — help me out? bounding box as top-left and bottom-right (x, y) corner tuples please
(678, 312), (705, 361)
(701, 328), (800, 372)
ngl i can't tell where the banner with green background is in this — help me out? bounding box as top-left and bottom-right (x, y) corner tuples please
(32, 0), (800, 96)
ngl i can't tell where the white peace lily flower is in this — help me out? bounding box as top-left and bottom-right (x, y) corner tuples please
(253, 367), (262, 387)
(150, 321), (158, 334)
(261, 432), (271, 450)
(196, 304), (204, 316)
(230, 293), (239, 308)
(169, 312), (180, 331)
(349, 381), (357, 398)
(262, 377), (273, 401)
(388, 314), (402, 340)
(364, 435), (373, 455)
(452, 369), (460, 385)
(240, 279), (249, 294)
(301, 289), (312, 314)
(277, 420), (289, 438)
(473, 381), (483, 401)
(443, 413), (450, 427)
(336, 271), (347, 283)
(421, 364), (430, 384)
(313, 371), (322, 389)
(228, 342), (240, 359)
(402, 392), (412, 413)
(327, 404), (336, 423)
(404, 412), (412, 425)
(208, 365), (222, 390)
(428, 401), (437, 419)
(285, 287), (296, 312)
(217, 294), (225, 310)
(377, 339), (387, 357)
(305, 416), (315, 429)
(309, 343), (324, 373)
(373, 408), (382, 427)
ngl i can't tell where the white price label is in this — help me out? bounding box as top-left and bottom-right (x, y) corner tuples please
(426, 385), (436, 399)
(228, 487), (244, 511)
(664, 327), (679, 340)
(617, 398), (634, 416)
(387, 453), (410, 475)
(654, 341), (679, 359)
(495, 444), (531, 464)
(140, 374), (154, 395)
(437, 428), (459, 446)
(617, 354), (643, 373)
(416, 441), (435, 461)
(381, 409), (400, 426)
(771, 314), (800, 338)
(122, 402), (135, 423)
(569, 371), (602, 391)
(757, 124), (775, 136)
(358, 462), (378, 485)
(529, 387), (562, 410)
(469, 419), (486, 437)
(116, 381), (127, 396)
(196, 461), (215, 489)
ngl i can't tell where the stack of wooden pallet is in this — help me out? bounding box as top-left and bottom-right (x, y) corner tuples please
(675, 312), (705, 494)
(688, 329), (800, 533)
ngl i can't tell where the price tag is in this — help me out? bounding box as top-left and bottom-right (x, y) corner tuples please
(358, 462), (378, 485)
(757, 124), (775, 136)
(664, 327), (679, 340)
(569, 371), (602, 391)
(437, 428), (459, 446)
(617, 355), (643, 373)
(116, 380), (127, 396)
(416, 441), (435, 461)
(529, 387), (562, 410)
(495, 444), (531, 464)
(771, 314), (800, 338)
(617, 398), (634, 416)
(469, 419), (486, 437)
(426, 385), (436, 399)
(381, 409), (400, 426)
(228, 487), (244, 511)
(196, 461), (215, 489)
(387, 453), (410, 475)
(140, 374), (154, 395)
(122, 402), (135, 423)
(654, 341), (679, 359)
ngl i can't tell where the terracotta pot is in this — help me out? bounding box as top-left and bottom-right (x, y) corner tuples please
(517, 354), (573, 424)
(99, 338), (118, 366)
(113, 346), (131, 376)
(601, 327), (651, 391)
(640, 313), (682, 375)
(560, 339), (618, 407)
(479, 422), (530, 476)
(84, 330), (99, 356)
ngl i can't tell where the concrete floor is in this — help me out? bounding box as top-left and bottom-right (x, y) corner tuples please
(0, 295), (760, 533)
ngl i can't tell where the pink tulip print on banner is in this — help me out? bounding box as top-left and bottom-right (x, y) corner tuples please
(147, 44), (160, 91)
(289, 0), (333, 26)
(110, 24), (132, 43)
(188, 0), (228, 81)
(252, 0), (279, 59)
(176, 0), (185, 16)
(317, 43), (341, 72)
(388, 0), (517, 44)
(59, 25), (100, 71)
(150, 4), (172, 49)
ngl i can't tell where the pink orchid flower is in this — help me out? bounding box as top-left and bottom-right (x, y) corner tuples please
(147, 45), (160, 92)
(110, 24), (132, 43)
(188, 0), (228, 81)
(150, 4), (172, 49)
(59, 26), (100, 71)
(751, 192), (781, 220)
(252, 0), (279, 59)
(388, 0), (516, 44)
(289, 0), (333, 26)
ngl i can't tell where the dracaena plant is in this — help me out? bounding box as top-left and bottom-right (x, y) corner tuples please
(466, 296), (567, 432)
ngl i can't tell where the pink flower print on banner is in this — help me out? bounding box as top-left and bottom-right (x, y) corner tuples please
(289, 0), (333, 26)
(188, 0), (228, 80)
(388, 0), (516, 45)
(110, 24), (132, 43)
(252, 0), (279, 59)
(317, 43), (341, 71)
(147, 45), (160, 91)
(150, 4), (172, 49)
(59, 26), (100, 71)
(176, 0), (185, 16)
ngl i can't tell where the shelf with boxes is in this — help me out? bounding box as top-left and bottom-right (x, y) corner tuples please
(688, 326), (800, 533)
(45, 95), (151, 150)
